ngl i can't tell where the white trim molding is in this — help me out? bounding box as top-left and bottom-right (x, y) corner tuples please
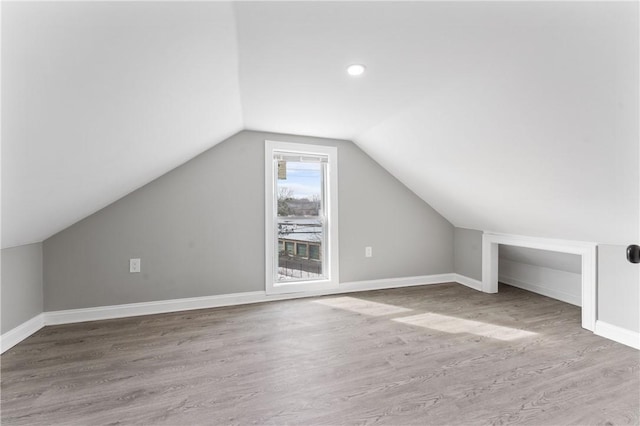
(594, 321), (640, 350)
(499, 276), (581, 307)
(342, 274), (456, 292)
(499, 259), (582, 307)
(482, 232), (597, 331)
(46, 275), (455, 326)
(453, 273), (483, 291)
(0, 313), (45, 354)
(4, 274), (635, 353)
(2, 273), (461, 352)
(45, 291), (266, 326)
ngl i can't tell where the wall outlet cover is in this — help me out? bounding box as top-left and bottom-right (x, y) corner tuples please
(130, 258), (141, 273)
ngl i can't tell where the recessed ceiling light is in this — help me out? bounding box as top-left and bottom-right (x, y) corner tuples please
(347, 64), (366, 76)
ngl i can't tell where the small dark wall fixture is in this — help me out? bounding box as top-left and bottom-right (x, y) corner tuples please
(627, 244), (640, 264)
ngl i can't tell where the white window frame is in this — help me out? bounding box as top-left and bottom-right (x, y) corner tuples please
(265, 140), (339, 295)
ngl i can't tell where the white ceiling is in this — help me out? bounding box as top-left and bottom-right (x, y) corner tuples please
(2, 1), (638, 248)
(2, 2), (243, 248)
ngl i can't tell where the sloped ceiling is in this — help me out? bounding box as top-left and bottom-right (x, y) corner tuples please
(2, 2), (244, 248)
(2, 1), (638, 248)
(356, 2), (639, 245)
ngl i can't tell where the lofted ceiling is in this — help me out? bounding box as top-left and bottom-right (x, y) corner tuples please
(2, 1), (638, 249)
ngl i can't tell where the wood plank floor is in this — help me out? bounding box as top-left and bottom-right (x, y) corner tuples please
(2, 283), (638, 425)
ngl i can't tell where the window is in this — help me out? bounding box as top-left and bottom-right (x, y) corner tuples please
(265, 140), (339, 294)
(296, 243), (308, 258)
(309, 244), (320, 260)
(284, 241), (294, 255)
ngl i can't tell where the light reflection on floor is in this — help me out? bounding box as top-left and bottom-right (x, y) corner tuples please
(313, 296), (412, 316)
(392, 312), (538, 341)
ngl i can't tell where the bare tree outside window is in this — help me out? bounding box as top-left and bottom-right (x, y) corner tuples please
(277, 187), (295, 216)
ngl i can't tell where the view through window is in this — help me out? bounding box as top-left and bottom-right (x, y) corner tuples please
(275, 155), (327, 282)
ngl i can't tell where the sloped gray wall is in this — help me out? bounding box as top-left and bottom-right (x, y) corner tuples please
(43, 131), (453, 311)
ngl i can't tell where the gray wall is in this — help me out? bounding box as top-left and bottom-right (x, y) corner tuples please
(1, 243), (43, 333)
(499, 246), (581, 274)
(453, 227), (482, 281)
(598, 245), (640, 333)
(498, 246), (582, 306)
(44, 130), (453, 311)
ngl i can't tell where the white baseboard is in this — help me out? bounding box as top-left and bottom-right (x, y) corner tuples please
(44, 291), (267, 326)
(46, 275), (457, 326)
(594, 320), (640, 350)
(3, 273), (460, 352)
(0, 313), (45, 354)
(500, 275), (581, 307)
(4, 275), (636, 353)
(341, 273), (455, 292)
(498, 259), (582, 307)
(453, 273), (483, 291)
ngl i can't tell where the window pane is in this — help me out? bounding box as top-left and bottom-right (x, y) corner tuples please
(276, 160), (322, 217)
(309, 244), (320, 260)
(275, 154), (326, 283)
(277, 218), (323, 281)
(284, 241), (294, 255)
(296, 243), (308, 257)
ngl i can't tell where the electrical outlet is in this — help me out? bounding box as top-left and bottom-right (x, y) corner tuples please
(365, 247), (373, 258)
(130, 258), (141, 273)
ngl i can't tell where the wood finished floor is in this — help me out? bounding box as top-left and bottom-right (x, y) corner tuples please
(1, 283), (638, 425)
